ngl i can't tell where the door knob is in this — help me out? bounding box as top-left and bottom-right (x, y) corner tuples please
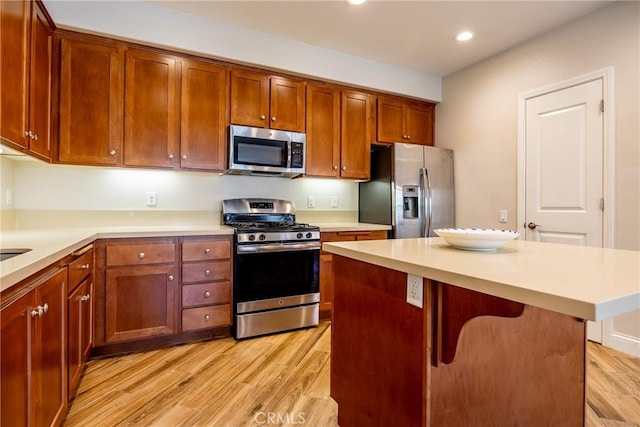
(527, 222), (541, 230)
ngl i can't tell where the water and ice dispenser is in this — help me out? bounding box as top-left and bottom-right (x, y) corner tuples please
(402, 186), (419, 219)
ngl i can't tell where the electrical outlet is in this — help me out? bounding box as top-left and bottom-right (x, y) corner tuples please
(307, 195), (316, 208)
(5, 189), (13, 206)
(330, 195), (338, 208)
(499, 209), (508, 223)
(406, 274), (423, 308)
(146, 191), (157, 207)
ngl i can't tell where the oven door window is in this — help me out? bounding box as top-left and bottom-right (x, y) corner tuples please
(235, 250), (319, 302)
(234, 136), (287, 168)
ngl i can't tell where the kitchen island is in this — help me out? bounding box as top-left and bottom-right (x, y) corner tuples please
(323, 237), (639, 426)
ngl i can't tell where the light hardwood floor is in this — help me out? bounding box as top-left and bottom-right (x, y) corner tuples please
(65, 321), (639, 426)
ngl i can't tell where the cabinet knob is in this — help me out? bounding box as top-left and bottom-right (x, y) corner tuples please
(181, 154), (187, 161)
(204, 291), (211, 298)
(168, 274), (174, 281)
(81, 264), (90, 270)
(32, 133), (38, 140)
(204, 314), (211, 321)
(138, 252), (145, 259)
(80, 294), (90, 302)
(168, 154), (174, 160)
(42, 303), (48, 314)
(271, 116), (276, 122)
(333, 165), (338, 170)
(25, 130), (30, 137)
(204, 248), (211, 255)
(109, 149), (117, 156)
(204, 269), (211, 276)
(406, 135), (410, 140)
(260, 115), (266, 120)
(31, 308), (42, 318)
(342, 166), (347, 171)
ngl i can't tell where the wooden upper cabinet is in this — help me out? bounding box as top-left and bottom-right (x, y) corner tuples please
(377, 97), (434, 145)
(180, 60), (229, 171)
(230, 69), (305, 132)
(340, 91), (372, 180)
(0, 0), (53, 160)
(124, 48), (180, 168)
(57, 35), (124, 165)
(270, 77), (305, 132)
(305, 84), (341, 177)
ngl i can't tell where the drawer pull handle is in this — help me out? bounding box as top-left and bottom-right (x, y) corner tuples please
(81, 264), (90, 270)
(80, 294), (90, 302)
(204, 291), (211, 298)
(168, 275), (174, 281)
(205, 314), (211, 321)
(204, 269), (211, 276)
(204, 248), (211, 255)
(138, 252), (145, 259)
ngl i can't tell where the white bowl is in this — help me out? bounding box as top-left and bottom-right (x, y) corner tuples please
(434, 228), (520, 251)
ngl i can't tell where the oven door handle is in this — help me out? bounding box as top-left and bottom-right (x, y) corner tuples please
(237, 242), (320, 254)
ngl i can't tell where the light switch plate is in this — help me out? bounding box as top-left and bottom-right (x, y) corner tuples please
(307, 196), (316, 208)
(146, 191), (157, 207)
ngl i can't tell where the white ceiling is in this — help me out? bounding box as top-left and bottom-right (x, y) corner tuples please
(148, 0), (611, 77)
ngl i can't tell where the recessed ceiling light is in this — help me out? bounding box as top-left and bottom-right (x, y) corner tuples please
(456, 31), (474, 42)
(347, 0), (366, 5)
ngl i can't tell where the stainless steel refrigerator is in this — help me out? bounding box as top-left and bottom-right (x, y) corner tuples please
(359, 144), (455, 238)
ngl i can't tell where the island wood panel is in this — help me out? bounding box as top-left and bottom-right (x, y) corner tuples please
(331, 255), (428, 427)
(331, 256), (588, 427)
(433, 281), (525, 365)
(428, 303), (586, 426)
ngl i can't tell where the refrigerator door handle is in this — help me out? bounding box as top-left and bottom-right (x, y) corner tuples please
(420, 167), (433, 237)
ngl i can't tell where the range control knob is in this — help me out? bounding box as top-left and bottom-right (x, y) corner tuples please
(259, 234), (266, 241)
(248, 235), (256, 241)
(297, 232), (303, 239)
(306, 232), (312, 239)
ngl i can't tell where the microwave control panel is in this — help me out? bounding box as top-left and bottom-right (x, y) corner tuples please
(291, 142), (304, 168)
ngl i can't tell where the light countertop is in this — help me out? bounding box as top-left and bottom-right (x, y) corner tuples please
(322, 237), (640, 321)
(0, 222), (390, 292)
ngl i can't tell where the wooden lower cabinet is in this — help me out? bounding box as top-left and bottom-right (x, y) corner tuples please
(67, 277), (93, 398)
(1, 268), (67, 427)
(319, 230), (387, 317)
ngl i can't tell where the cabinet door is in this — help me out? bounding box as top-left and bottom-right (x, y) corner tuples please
(0, 0), (30, 148)
(270, 77), (305, 132)
(319, 253), (333, 315)
(1, 290), (36, 426)
(35, 269), (67, 427)
(27, 1), (53, 160)
(58, 36), (124, 165)
(340, 91), (372, 180)
(305, 84), (340, 177)
(230, 69), (269, 128)
(180, 59), (229, 171)
(124, 49), (180, 168)
(105, 264), (177, 343)
(406, 103), (434, 146)
(377, 97), (405, 143)
(68, 277), (93, 399)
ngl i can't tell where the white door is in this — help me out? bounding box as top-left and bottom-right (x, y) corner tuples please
(524, 79), (604, 342)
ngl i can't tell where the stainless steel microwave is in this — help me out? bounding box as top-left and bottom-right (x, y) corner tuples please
(226, 125), (306, 178)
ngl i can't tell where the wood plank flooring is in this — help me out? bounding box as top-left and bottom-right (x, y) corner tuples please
(64, 321), (639, 426)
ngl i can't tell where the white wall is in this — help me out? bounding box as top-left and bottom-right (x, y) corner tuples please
(436, 1), (639, 251)
(9, 160), (357, 212)
(43, 0), (441, 102)
(435, 1), (640, 349)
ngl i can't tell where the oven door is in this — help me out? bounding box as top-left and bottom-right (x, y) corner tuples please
(234, 242), (319, 308)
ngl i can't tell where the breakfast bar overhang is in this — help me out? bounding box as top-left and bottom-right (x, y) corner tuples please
(323, 238), (640, 426)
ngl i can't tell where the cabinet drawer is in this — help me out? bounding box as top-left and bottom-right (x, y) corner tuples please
(182, 282), (231, 308)
(68, 249), (93, 290)
(106, 243), (175, 266)
(182, 239), (231, 262)
(182, 305), (230, 331)
(182, 261), (230, 283)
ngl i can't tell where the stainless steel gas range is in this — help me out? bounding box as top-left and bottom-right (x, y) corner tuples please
(222, 198), (320, 339)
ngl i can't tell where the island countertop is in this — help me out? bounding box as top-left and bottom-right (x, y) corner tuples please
(322, 237), (640, 321)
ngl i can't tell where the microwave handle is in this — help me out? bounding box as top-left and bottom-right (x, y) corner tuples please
(286, 141), (292, 169)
